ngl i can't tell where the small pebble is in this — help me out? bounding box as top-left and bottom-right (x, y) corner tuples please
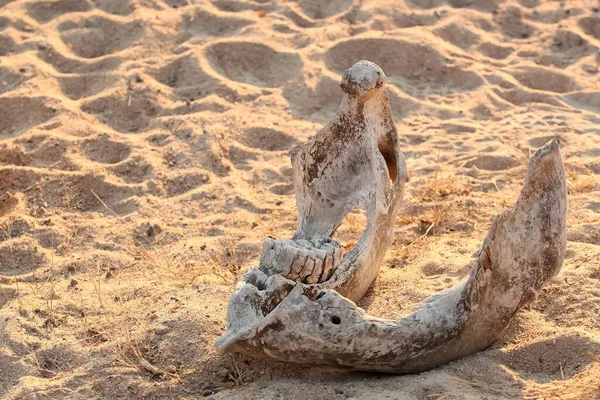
(148, 224), (162, 237)
(39, 369), (56, 378)
(154, 325), (170, 335)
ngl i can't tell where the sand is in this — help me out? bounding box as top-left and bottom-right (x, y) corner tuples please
(0, 0), (599, 398)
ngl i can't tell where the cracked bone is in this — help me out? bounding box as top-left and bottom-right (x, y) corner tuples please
(216, 60), (566, 373)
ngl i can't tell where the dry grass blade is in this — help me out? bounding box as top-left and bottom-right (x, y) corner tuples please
(91, 189), (120, 217)
(399, 222), (435, 254)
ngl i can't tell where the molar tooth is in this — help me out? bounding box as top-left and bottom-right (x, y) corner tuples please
(299, 257), (315, 282)
(260, 249), (276, 270)
(262, 237), (275, 252)
(260, 238), (276, 266)
(299, 249), (310, 258)
(321, 255), (334, 281)
(313, 249), (327, 262)
(324, 246), (335, 259)
(288, 254), (307, 280)
(306, 258), (323, 284)
(278, 246), (299, 276)
(333, 247), (342, 266)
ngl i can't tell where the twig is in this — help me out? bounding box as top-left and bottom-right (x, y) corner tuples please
(400, 222), (435, 253)
(91, 189), (120, 217)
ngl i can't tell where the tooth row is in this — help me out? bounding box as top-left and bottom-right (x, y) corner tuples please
(259, 238), (343, 283)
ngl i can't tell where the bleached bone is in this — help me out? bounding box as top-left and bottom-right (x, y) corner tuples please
(216, 60), (567, 373)
(256, 60), (409, 301)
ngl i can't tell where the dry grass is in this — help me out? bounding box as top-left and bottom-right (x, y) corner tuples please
(92, 279), (180, 381)
(415, 153), (467, 202)
(128, 242), (230, 287)
(566, 169), (598, 194)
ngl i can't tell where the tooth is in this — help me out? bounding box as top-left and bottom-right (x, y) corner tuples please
(288, 254), (307, 280)
(260, 238), (276, 267)
(262, 237), (275, 252)
(324, 246), (335, 260)
(260, 249), (276, 270)
(299, 257), (315, 282)
(322, 255), (334, 281)
(333, 247), (342, 266)
(313, 248), (327, 262)
(278, 246), (299, 276)
(306, 258), (323, 284)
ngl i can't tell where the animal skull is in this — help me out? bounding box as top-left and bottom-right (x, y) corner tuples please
(216, 60), (567, 373)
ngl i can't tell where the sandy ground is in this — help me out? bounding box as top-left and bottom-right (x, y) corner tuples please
(1, 0), (600, 398)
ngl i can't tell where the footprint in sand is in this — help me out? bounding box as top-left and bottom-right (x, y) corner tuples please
(81, 91), (160, 133)
(81, 134), (131, 164)
(59, 16), (143, 58)
(495, 6), (537, 39)
(239, 127), (300, 152)
(25, 0), (91, 24)
(178, 9), (253, 43)
(0, 137), (74, 170)
(579, 16), (600, 40)
(206, 42), (302, 88)
(478, 42), (514, 59)
(0, 66), (33, 95)
(155, 53), (232, 103)
(434, 23), (479, 50)
(211, 0), (270, 13)
(0, 97), (56, 138)
(91, 0), (134, 15)
(563, 92), (600, 114)
(165, 173), (210, 197)
(463, 154), (521, 171)
(0, 16), (9, 31)
(111, 157), (154, 184)
(58, 74), (118, 100)
(509, 67), (578, 94)
(296, 0), (353, 20)
(324, 38), (483, 96)
(37, 44), (122, 74)
(0, 34), (15, 56)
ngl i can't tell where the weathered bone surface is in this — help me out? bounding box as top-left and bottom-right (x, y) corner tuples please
(257, 60), (409, 300)
(216, 60), (567, 373)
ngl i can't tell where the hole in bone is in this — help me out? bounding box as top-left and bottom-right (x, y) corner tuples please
(330, 316), (341, 325)
(378, 141), (397, 182)
(332, 209), (368, 249)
